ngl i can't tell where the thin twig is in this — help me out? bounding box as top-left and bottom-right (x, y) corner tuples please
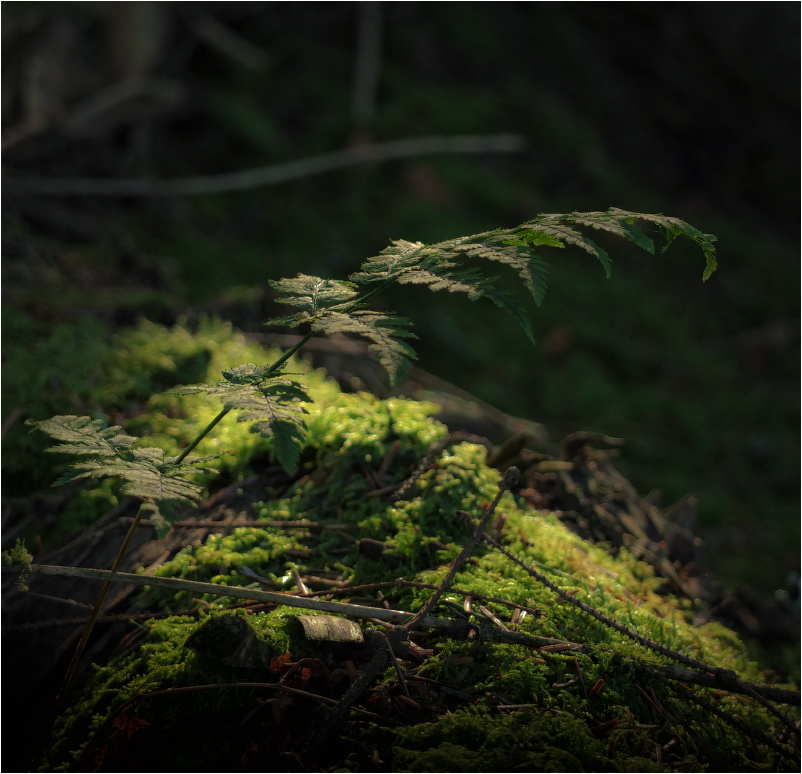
(392, 432), (492, 502)
(469, 522), (802, 709)
(5, 134), (526, 197)
(470, 519), (723, 674)
(301, 637), (390, 766)
(664, 680), (799, 764)
(6, 563), (795, 706)
(401, 468), (517, 631)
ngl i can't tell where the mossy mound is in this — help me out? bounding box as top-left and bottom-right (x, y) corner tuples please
(20, 322), (795, 771)
(33, 320), (798, 771)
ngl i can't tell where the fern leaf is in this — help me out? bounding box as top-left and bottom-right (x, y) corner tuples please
(311, 311), (417, 385)
(455, 240), (550, 306)
(349, 240), (426, 284)
(522, 218), (612, 278)
(174, 370), (310, 474)
(268, 274), (359, 321)
(67, 457), (203, 503)
(607, 208), (718, 280)
(395, 260), (488, 299)
(30, 415), (211, 536)
(31, 415), (137, 458)
(552, 211), (656, 254)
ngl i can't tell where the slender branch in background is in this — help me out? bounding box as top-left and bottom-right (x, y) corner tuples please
(3, 134), (526, 197)
(352, 2), (383, 129)
(664, 680), (800, 764)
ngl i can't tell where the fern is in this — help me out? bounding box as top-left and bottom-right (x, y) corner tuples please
(35, 206), (718, 521)
(173, 364), (310, 475)
(27, 206), (719, 743)
(312, 310), (417, 385)
(30, 415), (215, 534)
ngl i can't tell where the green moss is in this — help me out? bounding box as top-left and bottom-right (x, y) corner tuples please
(29, 323), (787, 771)
(37, 325), (799, 772)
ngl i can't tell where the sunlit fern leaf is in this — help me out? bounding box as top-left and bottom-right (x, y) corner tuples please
(30, 415), (138, 459)
(30, 415), (214, 536)
(554, 211), (656, 255)
(522, 218), (612, 278)
(268, 274), (358, 313)
(395, 261), (488, 299)
(349, 239), (426, 284)
(173, 373), (310, 474)
(455, 240), (550, 306)
(311, 310), (417, 385)
(66, 457), (204, 504)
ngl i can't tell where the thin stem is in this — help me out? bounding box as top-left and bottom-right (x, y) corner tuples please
(170, 281), (390, 473)
(401, 467), (516, 631)
(262, 329), (316, 375)
(172, 407), (230, 467)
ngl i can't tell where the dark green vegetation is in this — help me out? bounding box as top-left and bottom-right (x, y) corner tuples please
(33, 355), (799, 771)
(3, 3), (797, 601)
(2, 4), (798, 770)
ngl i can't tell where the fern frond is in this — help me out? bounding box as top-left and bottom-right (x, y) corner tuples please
(520, 219), (612, 277)
(550, 211), (656, 254)
(607, 208), (718, 280)
(32, 415), (137, 458)
(173, 368), (310, 473)
(349, 239), (426, 284)
(67, 455), (204, 504)
(311, 311), (417, 385)
(30, 415), (214, 535)
(267, 275), (359, 328)
(454, 240), (550, 306)
(394, 260), (489, 299)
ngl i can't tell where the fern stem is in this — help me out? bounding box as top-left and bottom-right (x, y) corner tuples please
(35, 503), (148, 768)
(172, 407), (231, 467)
(263, 329), (316, 375)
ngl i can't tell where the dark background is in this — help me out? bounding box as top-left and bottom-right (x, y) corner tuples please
(3, 2), (799, 667)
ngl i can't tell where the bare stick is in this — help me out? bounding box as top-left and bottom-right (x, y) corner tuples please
(401, 467), (517, 631)
(468, 521), (802, 709)
(5, 134), (526, 197)
(664, 680), (799, 764)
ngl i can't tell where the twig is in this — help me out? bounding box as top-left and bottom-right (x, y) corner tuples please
(401, 468), (517, 630)
(3, 563), (576, 651)
(392, 431), (492, 502)
(301, 635), (390, 766)
(4, 134), (526, 197)
(385, 634), (411, 698)
(194, 15), (269, 71)
(469, 518), (725, 675)
(469, 523), (802, 709)
(7, 563), (795, 707)
(664, 680), (799, 764)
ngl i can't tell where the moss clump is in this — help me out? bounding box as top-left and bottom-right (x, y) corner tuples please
(391, 707), (664, 772)
(39, 326), (799, 772)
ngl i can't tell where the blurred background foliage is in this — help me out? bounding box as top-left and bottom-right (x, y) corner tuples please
(2, 3), (798, 641)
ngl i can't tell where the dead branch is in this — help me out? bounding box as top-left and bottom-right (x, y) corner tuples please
(4, 134), (526, 197)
